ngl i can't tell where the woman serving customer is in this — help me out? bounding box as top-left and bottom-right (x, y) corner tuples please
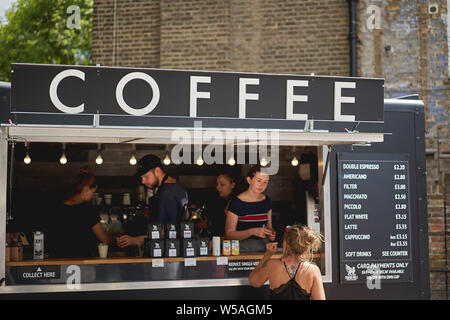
(225, 165), (276, 252)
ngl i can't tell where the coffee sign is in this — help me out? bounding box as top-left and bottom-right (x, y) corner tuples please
(11, 63), (384, 124)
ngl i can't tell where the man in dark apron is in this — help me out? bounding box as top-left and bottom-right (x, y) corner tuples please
(116, 154), (189, 248)
(136, 154), (189, 224)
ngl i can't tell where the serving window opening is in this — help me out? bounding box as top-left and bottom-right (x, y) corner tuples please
(3, 137), (331, 287)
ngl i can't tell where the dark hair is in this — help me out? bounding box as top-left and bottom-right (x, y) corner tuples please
(217, 169), (241, 196)
(136, 154), (164, 177)
(68, 166), (97, 198)
(218, 169), (238, 185)
(247, 164), (263, 179)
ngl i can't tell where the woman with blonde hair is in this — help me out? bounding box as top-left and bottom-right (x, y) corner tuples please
(249, 225), (325, 300)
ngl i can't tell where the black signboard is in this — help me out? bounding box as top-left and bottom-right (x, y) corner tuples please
(17, 265), (61, 281)
(11, 63), (384, 126)
(338, 153), (413, 284)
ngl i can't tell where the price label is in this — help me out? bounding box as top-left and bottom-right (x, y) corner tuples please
(184, 258), (197, 267)
(186, 248), (195, 257)
(216, 257), (228, 266)
(151, 231), (160, 239)
(169, 231), (177, 239)
(184, 231), (192, 239)
(152, 259), (164, 268)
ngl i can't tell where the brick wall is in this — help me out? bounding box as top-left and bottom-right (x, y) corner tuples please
(92, 0), (160, 68)
(93, 0), (350, 76)
(358, 0), (449, 299)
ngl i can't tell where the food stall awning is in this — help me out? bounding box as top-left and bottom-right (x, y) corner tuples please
(6, 125), (385, 146)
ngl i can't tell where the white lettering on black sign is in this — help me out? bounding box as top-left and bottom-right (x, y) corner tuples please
(338, 153), (412, 284)
(11, 63), (385, 125)
(18, 266), (61, 281)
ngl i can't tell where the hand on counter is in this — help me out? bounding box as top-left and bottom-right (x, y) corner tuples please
(116, 235), (146, 248)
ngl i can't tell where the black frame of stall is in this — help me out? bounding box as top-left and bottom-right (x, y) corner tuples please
(0, 67), (430, 299)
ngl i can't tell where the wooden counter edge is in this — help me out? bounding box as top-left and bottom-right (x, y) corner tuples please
(6, 253), (322, 266)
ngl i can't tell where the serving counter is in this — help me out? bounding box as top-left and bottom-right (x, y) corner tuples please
(5, 253), (321, 287)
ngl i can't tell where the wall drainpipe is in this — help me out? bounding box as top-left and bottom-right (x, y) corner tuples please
(348, 0), (358, 77)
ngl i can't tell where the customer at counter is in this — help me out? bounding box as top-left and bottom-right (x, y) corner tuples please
(248, 225), (325, 300)
(48, 167), (114, 258)
(207, 171), (238, 236)
(117, 154), (189, 247)
(225, 165), (276, 252)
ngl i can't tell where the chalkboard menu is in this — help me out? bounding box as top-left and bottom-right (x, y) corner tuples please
(338, 153), (413, 284)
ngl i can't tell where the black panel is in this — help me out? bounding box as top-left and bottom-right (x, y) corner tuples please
(10, 63), (384, 125)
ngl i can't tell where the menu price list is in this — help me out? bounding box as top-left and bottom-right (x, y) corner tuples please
(338, 153), (413, 284)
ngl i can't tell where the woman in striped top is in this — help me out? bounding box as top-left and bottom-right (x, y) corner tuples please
(225, 165), (276, 251)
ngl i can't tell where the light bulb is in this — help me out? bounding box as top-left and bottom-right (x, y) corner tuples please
(24, 153), (31, 164)
(228, 157), (236, 166)
(291, 156), (299, 167)
(96, 154), (103, 165)
(196, 156), (204, 166)
(260, 157), (268, 167)
(163, 154), (171, 165)
(60, 152), (67, 165)
(129, 154), (137, 165)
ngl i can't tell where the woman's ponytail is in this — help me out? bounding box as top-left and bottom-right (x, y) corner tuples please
(284, 224), (324, 261)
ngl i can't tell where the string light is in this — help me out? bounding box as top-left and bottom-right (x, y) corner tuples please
(129, 144), (137, 165)
(163, 153), (171, 165)
(290, 147), (298, 166)
(24, 142), (31, 164)
(96, 154), (103, 165)
(129, 154), (137, 165)
(60, 152), (67, 165)
(260, 157), (268, 167)
(24, 153), (31, 164)
(60, 143), (67, 165)
(163, 144), (171, 165)
(96, 143), (103, 165)
(196, 155), (204, 166)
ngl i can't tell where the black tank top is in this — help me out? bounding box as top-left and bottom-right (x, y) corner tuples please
(270, 260), (311, 300)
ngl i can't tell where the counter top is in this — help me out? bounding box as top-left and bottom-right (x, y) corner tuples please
(6, 253), (321, 266)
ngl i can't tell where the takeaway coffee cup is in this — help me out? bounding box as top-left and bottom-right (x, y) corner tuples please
(98, 243), (108, 258)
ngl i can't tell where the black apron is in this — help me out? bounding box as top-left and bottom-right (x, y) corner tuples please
(148, 174), (169, 223)
(149, 175), (187, 224)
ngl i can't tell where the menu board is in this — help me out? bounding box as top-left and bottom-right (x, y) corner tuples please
(338, 153), (413, 284)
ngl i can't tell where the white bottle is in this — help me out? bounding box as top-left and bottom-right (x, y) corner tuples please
(33, 231), (44, 260)
(212, 236), (221, 256)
